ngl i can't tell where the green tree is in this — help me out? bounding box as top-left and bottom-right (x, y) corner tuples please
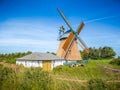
(81, 46), (116, 60)
(101, 46), (116, 59)
(0, 51), (32, 64)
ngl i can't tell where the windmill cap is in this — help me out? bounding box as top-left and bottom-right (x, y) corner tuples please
(59, 30), (71, 40)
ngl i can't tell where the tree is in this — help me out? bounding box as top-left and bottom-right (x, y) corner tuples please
(101, 46), (116, 59)
(0, 51), (32, 64)
(81, 46), (116, 60)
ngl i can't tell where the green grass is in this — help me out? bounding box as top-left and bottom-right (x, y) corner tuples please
(1, 60), (120, 90)
(92, 59), (120, 69)
(51, 60), (120, 90)
(52, 79), (88, 90)
(52, 60), (120, 80)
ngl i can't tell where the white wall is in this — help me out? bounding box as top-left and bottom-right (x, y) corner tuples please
(16, 60), (66, 70)
(52, 60), (66, 69)
(16, 60), (42, 67)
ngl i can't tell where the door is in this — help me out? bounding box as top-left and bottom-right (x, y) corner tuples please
(42, 60), (51, 71)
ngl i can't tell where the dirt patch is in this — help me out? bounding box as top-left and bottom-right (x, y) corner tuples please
(56, 78), (87, 83)
(97, 64), (120, 73)
(0, 62), (19, 71)
(54, 77), (120, 83)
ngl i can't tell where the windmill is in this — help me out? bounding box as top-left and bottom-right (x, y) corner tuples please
(57, 8), (89, 61)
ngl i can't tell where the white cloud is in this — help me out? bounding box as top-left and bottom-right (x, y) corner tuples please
(0, 18), (120, 56)
(0, 38), (59, 52)
(0, 38), (55, 45)
(0, 18), (61, 52)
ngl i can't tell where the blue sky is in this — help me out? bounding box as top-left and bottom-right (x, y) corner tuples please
(0, 0), (120, 56)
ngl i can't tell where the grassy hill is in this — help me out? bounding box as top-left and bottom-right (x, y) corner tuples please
(0, 59), (120, 90)
(51, 60), (120, 90)
(53, 60), (120, 80)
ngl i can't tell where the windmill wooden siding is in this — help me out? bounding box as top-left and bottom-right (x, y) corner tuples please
(16, 52), (65, 71)
(57, 39), (82, 60)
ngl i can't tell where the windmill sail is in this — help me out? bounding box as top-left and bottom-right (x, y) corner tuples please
(62, 32), (74, 51)
(57, 8), (89, 60)
(77, 22), (85, 34)
(57, 8), (73, 30)
(77, 37), (89, 53)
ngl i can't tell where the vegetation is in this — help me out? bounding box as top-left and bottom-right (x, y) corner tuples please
(0, 64), (17, 90)
(53, 60), (120, 80)
(88, 79), (108, 90)
(110, 56), (120, 65)
(52, 60), (120, 90)
(0, 65), (53, 90)
(81, 46), (116, 60)
(0, 46), (119, 90)
(0, 51), (32, 64)
(0, 59), (120, 90)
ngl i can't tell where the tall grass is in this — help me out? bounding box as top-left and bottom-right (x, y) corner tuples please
(51, 60), (120, 90)
(0, 60), (120, 90)
(53, 61), (120, 80)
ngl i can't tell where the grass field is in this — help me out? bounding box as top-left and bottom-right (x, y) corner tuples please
(51, 60), (120, 90)
(52, 60), (120, 80)
(93, 59), (120, 69)
(0, 60), (120, 90)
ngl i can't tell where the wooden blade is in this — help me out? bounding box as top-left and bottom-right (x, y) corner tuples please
(77, 22), (85, 35)
(62, 32), (74, 51)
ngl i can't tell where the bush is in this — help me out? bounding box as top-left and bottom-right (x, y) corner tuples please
(88, 79), (108, 90)
(110, 56), (120, 65)
(19, 67), (53, 90)
(0, 66), (17, 90)
(0, 66), (54, 90)
(53, 65), (70, 74)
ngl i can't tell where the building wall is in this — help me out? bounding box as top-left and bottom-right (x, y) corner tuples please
(16, 60), (42, 67)
(52, 60), (66, 69)
(16, 60), (66, 70)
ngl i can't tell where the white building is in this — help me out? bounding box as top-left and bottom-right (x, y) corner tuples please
(16, 52), (65, 71)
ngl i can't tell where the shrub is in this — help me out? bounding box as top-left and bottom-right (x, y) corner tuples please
(53, 65), (70, 74)
(110, 56), (120, 65)
(88, 78), (108, 90)
(0, 67), (53, 90)
(20, 67), (53, 90)
(0, 66), (17, 90)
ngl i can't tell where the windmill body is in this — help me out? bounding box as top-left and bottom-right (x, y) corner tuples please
(57, 30), (82, 60)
